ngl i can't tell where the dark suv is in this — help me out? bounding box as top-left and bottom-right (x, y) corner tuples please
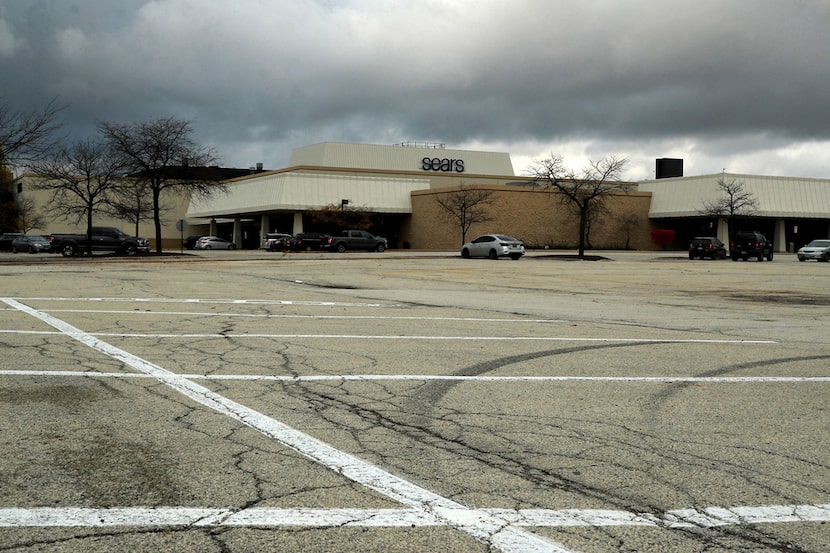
(689, 236), (727, 260)
(291, 233), (332, 251)
(731, 231), (773, 261)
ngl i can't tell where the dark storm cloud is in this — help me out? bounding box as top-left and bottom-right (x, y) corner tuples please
(2, 0), (829, 178)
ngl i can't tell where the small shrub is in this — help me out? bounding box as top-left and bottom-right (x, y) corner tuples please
(650, 229), (676, 249)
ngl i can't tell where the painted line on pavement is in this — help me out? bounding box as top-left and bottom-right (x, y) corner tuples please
(18, 308), (569, 324)
(1, 370), (826, 383)
(7, 297), (400, 307)
(0, 297), (572, 553)
(0, 504), (827, 529)
(0, 329), (776, 343)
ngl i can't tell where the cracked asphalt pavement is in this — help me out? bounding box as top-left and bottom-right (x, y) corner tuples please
(0, 250), (827, 552)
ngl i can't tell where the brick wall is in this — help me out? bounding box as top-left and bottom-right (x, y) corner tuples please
(406, 184), (655, 250)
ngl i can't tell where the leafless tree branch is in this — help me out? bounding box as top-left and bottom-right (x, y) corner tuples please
(0, 98), (65, 166)
(530, 154), (629, 257)
(698, 176), (758, 243)
(434, 185), (495, 246)
(30, 139), (127, 253)
(98, 117), (223, 252)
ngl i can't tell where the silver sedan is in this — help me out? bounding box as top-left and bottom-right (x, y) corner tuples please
(194, 236), (237, 250)
(797, 239), (830, 262)
(461, 234), (525, 260)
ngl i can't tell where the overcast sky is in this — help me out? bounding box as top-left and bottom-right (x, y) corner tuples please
(2, 0), (830, 180)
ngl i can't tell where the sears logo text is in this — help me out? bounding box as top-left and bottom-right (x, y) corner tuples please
(421, 157), (465, 173)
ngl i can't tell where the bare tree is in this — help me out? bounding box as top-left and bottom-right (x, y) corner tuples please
(107, 179), (160, 237)
(0, 162), (19, 232)
(98, 117), (222, 253)
(31, 139), (126, 254)
(577, 195), (609, 249)
(308, 203), (380, 234)
(0, 98), (64, 166)
(15, 195), (45, 233)
(618, 213), (640, 250)
(434, 185), (495, 246)
(699, 176), (758, 245)
(530, 154), (629, 258)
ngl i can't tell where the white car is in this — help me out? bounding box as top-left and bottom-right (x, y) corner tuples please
(195, 236), (236, 250)
(797, 239), (830, 262)
(461, 234), (525, 260)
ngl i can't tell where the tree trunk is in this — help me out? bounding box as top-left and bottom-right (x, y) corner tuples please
(153, 185), (162, 253)
(85, 204), (93, 256)
(578, 204), (588, 258)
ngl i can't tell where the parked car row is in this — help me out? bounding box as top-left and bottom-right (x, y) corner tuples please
(260, 231), (386, 252)
(261, 232), (334, 251)
(7, 229), (827, 261)
(182, 230), (388, 253)
(688, 233), (830, 262)
(688, 233), (774, 261)
(2, 230), (149, 255)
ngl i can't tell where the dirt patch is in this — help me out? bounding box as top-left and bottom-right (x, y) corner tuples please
(727, 293), (830, 306)
(532, 254), (611, 261)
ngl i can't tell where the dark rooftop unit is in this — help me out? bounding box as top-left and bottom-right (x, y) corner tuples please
(656, 158), (683, 179)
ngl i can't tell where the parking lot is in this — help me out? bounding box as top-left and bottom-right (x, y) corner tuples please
(0, 250), (828, 552)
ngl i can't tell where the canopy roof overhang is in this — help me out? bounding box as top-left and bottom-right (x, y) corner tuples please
(639, 173), (830, 219)
(186, 172), (430, 219)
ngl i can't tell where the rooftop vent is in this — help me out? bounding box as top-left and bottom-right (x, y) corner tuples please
(395, 141), (446, 149)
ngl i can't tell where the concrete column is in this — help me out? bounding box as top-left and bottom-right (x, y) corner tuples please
(233, 218), (242, 248)
(717, 218), (730, 250)
(209, 219), (217, 236)
(293, 212), (304, 235)
(774, 219), (786, 252)
(260, 215), (270, 244)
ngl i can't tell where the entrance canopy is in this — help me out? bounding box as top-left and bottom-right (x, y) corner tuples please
(639, 173), (830, 218)
(186, 172), (430, 219)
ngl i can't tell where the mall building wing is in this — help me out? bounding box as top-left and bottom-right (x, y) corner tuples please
(184, 141), (653, 251)
(9, 141), (830, 252)
(639, 173), (830, 253)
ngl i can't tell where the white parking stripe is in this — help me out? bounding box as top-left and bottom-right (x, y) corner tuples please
(1, 298), (571, 553)
(8, 297), (399, 307)
(1, 370), (827, 383)
(13, 308), (568, 324)
(0, 329), (777, 343)
(1, 503), (827, 528)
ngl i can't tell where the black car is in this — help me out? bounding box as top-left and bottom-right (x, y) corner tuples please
(731, 231), (773, 261)
(0, 232), (23, 251)
(183, 235), (202, 250)
(291, 232), (332, 251)
(261, 232), (293, 251)
(689, 236), (727, 259)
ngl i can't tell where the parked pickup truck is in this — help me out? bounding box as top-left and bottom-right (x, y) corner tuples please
(48, 227), (150, 257)
(731, 231), (773, 261)
(329, 230), (387, 253)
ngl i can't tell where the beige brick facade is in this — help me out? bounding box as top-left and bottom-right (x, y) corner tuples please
(406, 184), (655, 250)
